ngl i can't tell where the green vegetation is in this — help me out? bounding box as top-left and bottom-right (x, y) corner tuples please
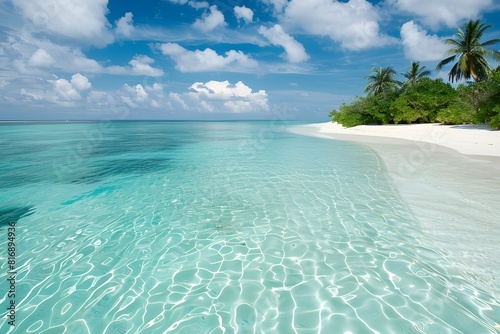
(330, 19), (500, 129)
(436, 20), (500, 82)
(392, 78), (456, 124)
(402, 62), (431, 86)
(364, 67), (402, 95)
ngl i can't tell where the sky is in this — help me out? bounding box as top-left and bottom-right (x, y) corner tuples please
(0, 0), (499, 121)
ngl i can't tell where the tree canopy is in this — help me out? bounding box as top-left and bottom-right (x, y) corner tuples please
(436, 20), (500, 82)
(330, 19), (500, 129)
(331, 67), (500, 129)
(364, 67), (402, 95)
(402, 62), (431, 86)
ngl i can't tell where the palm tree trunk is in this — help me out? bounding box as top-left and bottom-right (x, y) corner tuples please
(471, 68), (479, 82)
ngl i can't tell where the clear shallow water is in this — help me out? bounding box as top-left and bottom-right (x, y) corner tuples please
(0, 121), (499, 333)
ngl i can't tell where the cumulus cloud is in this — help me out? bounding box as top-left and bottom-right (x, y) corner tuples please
(70, 73), (92, 91)
(119, 82), (169, 109)
(167, 0), (208, 9)
(12, 0), (114, 47)
(189, 80), (253, 99)
(20, 73), (92, 106)
(50, 78), (81, 101)
(260, 0), (288, 13)
(390, 0), (493, 28)
(126, 55), (164, 76)
(169, 92), (189, 110)
(87, 90), (116, 109)
(121, 83), (150, 107)
(156, 43), (258, 72)
(20, 88), (45, 101)
(6, 36), (163, 77)
(258, 24), (310, 63)
(189, 1), (209, 9)
(234, 6), (254, 24)
(6, 36), (102, 74)
(17, 77), (269, 114)
(116, 80), (268, 113)
(282, 0), (396, 50)
(187, 80), (269, 113)
(28, 49), (55, 67)
(400, 21), (448, 61)
(193, 5), (226, 32)
(116, 12), (134, 37)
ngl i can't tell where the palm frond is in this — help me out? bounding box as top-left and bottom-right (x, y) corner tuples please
(485, 49), (500, 61)
(436, 56), (456, 70)
(437, 19), (500, 82)
(481, 38), (500, 47)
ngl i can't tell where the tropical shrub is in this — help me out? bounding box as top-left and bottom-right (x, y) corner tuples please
(330, 91), (399, 127)
(488, 106), (500, 129)
(437, 67), (500, 125)
(391, 78), (456, 124)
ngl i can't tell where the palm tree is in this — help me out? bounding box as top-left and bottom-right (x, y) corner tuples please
(436, 20), (500, 82)
(364, 66), (402, 95)
(402, 62), (431, 85)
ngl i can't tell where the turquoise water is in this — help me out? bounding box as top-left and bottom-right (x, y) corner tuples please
(1, 121), (499, 333)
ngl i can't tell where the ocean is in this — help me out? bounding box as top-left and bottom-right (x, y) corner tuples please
(1, 121), (499, 333)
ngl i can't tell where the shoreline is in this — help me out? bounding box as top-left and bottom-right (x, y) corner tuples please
(304, 122), (500, 158)
(289, 122), (500, 300)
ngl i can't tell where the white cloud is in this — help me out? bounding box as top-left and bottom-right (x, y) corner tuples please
(87, 90), (115, 109)
(28, 49), (55, 67)
(169, 92), (189, 110)
(126, 55), (164, 76)
(189, 1), (209, 9)
(189, 80), (253, 99)
(167, 0), (208, 9)
(258, 24), (309, 63)
(260, 0), (288, 13)
(6, 36), (103, 74)
(70, 73), (92, 91)
(390, 0), (493, 28)
(147, 82), (165, 95)
(224, 100), (254, 113)
(188, 80), (269, 113)
(124, 84), (148, 101)
(117, 80), (268, 113)
(157, 43), (258, 72)
(193, 5), (226, 32)
(50, 78), (81, 101)
(12, 0), (114, 47)
(5, 36), (164, 77)
(20, 73), (92, 106)
(282, 0), (397, 50)
(20, 88), (45, 101)
(16, 77), (270, 114)
(121, 83), (151, 108)
(400, 21), (448, 61)
(234, 6), (254, 24)
(116, 12), (134, 37)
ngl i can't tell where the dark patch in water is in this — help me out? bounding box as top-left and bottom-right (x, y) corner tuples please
(87, 133), (190, 159)
(61, 185), (118, 205)
(1, 124), (192, 187)
(0, 206), (35, 226)
(0, 166), (47, 189)
(70, 157), (173, 184)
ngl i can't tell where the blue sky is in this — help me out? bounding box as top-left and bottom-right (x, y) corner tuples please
(0, 0), (499, 120)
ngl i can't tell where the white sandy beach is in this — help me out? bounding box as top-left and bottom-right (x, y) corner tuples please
(290, 122), (500, 300)
(306, 122), (500, 158)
